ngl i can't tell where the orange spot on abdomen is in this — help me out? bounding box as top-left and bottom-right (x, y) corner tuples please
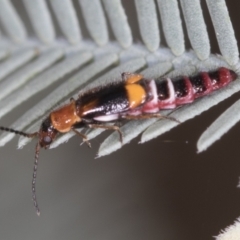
(125, 84), (147, 109)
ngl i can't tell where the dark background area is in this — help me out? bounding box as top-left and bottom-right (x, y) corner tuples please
(0, 1), (240, 240)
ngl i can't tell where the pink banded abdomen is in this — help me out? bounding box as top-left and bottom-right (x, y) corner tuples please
(142, 67), (237, 112)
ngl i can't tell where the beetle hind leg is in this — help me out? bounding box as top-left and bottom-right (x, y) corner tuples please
(88, 124), (123, 144)
(122, 113), (180, 124)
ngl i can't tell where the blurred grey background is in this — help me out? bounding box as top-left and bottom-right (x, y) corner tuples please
(0, 1), (240, 240)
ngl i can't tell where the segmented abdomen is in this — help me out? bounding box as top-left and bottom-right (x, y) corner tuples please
(142, 67), (237, 112)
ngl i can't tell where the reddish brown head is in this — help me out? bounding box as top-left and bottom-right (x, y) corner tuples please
(38, 117), (58, 148)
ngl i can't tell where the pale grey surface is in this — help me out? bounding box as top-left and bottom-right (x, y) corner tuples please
(0, 0), (26, 41)
(0, 48), (37, 81)
(50, 0), (81, 44)
(180, 0), (210, 60)
(206, 0), (239, 65)
(78, 0), (108, 46)
(157, 0), (185, 56)
(23, 0), (55, 43)
(102, 0), (132, 48)
(134, 0), (160, 52)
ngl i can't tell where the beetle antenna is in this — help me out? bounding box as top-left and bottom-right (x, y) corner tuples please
(0, 126), (40, 215)
(32, 143), (41, 216)
(0, 126), (38, 138)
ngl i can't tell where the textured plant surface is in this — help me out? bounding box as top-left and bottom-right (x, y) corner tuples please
(0, 0), (239, 239)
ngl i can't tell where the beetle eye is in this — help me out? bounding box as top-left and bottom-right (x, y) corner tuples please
(44, 136), (52, 144)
